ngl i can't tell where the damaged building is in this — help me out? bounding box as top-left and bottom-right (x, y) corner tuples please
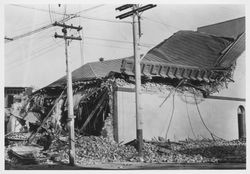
(10, 17), (245, 145)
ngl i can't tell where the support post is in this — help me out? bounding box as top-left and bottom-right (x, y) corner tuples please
(54, 22), (82, 166)
(132, 4), (143, 157)
(115, 3), (156, 159)
(63, 28), (75, 165)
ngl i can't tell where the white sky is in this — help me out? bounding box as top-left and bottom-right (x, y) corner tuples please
(4, 4), (245, 89)
(1, 2), (249, 173)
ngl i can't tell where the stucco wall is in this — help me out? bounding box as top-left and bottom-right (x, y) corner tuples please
(114, 90), (245, 143)
(113, 54), (245, 143)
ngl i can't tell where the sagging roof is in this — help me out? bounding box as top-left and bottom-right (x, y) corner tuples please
(197, 17), (245, 40)
(122, 17), (245, 83)
(48, 57), (132, 87)
(47, 17), (245, 91)
(146, 30), (232, 68)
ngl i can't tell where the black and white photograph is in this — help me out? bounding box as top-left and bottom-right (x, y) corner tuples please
(2, 0), (247, 172)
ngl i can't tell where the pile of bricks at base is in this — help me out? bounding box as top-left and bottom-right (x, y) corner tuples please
(173, 139), (246, 163)
(42, 135), (245, 164)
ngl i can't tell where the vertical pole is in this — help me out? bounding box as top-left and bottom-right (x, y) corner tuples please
(79, 30), (84, 65)
(132, 4), (143, 157)
(63, 27), (75, 165)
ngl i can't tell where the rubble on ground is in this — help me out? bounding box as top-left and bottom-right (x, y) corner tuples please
(5, 135), (246, 166)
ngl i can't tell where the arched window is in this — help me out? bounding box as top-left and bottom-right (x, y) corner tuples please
(238, 105), (245, 115)
(238, 105), (246, 140)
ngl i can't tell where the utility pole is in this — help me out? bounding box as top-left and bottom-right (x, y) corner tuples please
(116, 4), (156, 158)
(54, 22), (82, 166)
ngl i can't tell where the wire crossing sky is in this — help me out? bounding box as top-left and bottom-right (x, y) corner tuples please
(4, 4), (245, 89)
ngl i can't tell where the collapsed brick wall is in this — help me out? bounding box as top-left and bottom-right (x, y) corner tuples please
(101, 83), (115, 142)
(101, 115), (114, 142)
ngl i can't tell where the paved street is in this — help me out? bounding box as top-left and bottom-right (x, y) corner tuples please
(5, 161), (246, 170)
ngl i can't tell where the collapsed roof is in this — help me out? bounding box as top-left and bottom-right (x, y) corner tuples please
(48, 58), (126, 87)
(45, 17), (244, 95)
(121, 17), (245, 94)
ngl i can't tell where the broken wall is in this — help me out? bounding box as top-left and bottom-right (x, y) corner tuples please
(113, 89), (245, 143)
(113, 52), (245, 144)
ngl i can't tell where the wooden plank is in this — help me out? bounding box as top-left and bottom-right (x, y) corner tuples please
(27, 88), (66, 144)
(113, 90), (119, 142)
(79, 91), (108, 132)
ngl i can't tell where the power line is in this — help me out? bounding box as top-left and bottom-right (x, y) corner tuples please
(10, 4), (68, 16)
(5, 14), (77, 43)
(184, 95), (196, 139)
(84, 42), (133, 50)
(6, 36), (55, 63)
(78, 7), (84, 65)
(63, 4), (67, 20)
(7, 40), (58, 67)
(5, 28), (56, 56)
(5, 24), (53, 43)
(9, 29), (79, 66)
(6, 39), (64, 70)
(142, 16), (181, 31)
(49, 5), (62, 47)
(75, 4), (105, 15)
(12, 19), (52, 33)
(11, 4), (130, 24)
(165, 92), (176, 140)
(79, 15), (131, 24)
(193, 93), (223, 141)
(6, 29), (79, 71)
(48, 5), (54, 22)
(84, 36), (154, 48)
(6, 41), (64, 66)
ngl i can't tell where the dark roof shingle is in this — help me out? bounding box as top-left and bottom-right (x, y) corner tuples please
(48, 57), (133, 87)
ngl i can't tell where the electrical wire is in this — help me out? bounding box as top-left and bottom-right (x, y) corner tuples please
(11, 4), (130, 24)
(5, 27), (56, 57)
(184, 95), (196, 139)
(84, 36), (153, 48)
(6, 40), (65, 71)
(6, 5), (128, 44)
(159, 80), (185, 107)
(79, 15), (131, 24)
(6, 43), (64, 71)
(48, 5), (53, 23)
(63, 4), (67, 20)
(194, 94), (215, 140)
(12, 20), (53, 34)
(142, 16), (181, 32)
(75, 4), (105, 15)
(5, 14), (77, 43)
(49, 4), (62, 47)
(84, 42), (133, 50)
(5, 23), (54, 43)
(79, 30), (84, 65)
(6, 42), (61, 69)
(6, 29), (79, 70)
(165, 92), (176, 140)
(193, 93), (225, 141)
(6, 37), (61, 66)
(11, 4), (69, 16)
(77, 9), (84, 65)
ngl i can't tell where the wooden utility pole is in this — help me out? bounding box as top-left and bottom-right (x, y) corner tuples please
(54, 22), (82, 166)
(116, 4), (156, 158)
(132, 4), (143, 157)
